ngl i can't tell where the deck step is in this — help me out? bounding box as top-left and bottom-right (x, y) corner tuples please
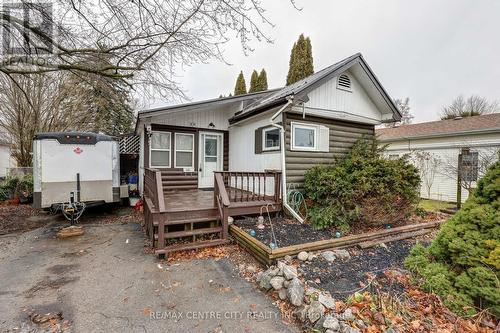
(153, 216), (219, 226)
(162, 175), (197, 181)
(155, 239), (229, 255)
(154, 226), (222, 240)
(163, 185), (198, 191)
(163, 180), (198, 186)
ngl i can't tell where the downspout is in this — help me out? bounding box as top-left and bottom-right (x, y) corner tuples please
(270, 97), (304, 223)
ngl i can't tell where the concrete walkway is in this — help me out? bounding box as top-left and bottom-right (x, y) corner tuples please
(0, 222), (297, 333)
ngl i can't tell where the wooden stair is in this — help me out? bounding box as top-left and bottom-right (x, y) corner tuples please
(161, 170), (198, 191)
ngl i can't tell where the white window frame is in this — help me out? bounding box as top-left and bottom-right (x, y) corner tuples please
(291, 122), (318, 151)
(262, 127), (280, 151)
(150, 131), (171, 168)
(174, 133), (195, 171)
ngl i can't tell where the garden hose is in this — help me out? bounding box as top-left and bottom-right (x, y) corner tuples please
(287, 184), (307, 220)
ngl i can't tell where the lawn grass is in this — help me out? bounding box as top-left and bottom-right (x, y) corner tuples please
(418, 199), (456, 212)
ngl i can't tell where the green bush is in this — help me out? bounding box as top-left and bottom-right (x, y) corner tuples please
(405, 156), (500, 317)
(0, 174), (33, 200)
(303, 138), (421, 230)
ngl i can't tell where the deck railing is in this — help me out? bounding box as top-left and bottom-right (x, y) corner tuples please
(144, 167), (167, 249)
(144, 167), (166, 212)
(214, 171), (282, 203)
(214, 172), (230, 240)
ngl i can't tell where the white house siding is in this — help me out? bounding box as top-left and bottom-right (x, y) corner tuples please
(304, 70), (383, 124)
(383, 133), (500, 203)
(142, 105), (233, 131)
(229, 112), (281, 195)
(0, 145), (10, 178)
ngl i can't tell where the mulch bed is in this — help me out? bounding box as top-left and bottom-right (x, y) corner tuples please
(299, 239), (421, 299)
(232, 212), (444, 248)
(234, 216), (335, 247)
(0, 203), (142, 235)
(0, 204), (45, 235)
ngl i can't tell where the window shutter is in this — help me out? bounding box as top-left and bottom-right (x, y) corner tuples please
(318, 125), (330, 152)
(255, 128), (263, 154)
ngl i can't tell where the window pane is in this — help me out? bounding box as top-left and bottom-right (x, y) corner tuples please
(294, 127), (315, 148)
(151, 151), (169, 167)
(205, 138), (217, 156)
(151, 132), (170, 149)
(265, 129), (280, 148)
(176, 134), (193, 151)
(176, 152), (193, 167)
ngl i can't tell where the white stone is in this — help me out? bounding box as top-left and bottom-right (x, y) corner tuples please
(323, 315), (340, 331)
(297, 251), (309, 261)
(333, 249), (351, 260)
(307, 301), (325, 324)
(278, 288), (288, 300)
(270, 276), (285, 290)
(282, 265), (298, 280)
(287, 278), (304, 306)
(321, 251), (336, 262)
(318, 293), (336, 309)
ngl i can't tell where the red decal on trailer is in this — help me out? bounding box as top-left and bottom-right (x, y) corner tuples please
(74, 147), (83, 155)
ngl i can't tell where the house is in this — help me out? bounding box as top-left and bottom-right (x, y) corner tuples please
(0, 134), (16, 179)
(376, 113), (500, 203)
(135, 53), (401, 256)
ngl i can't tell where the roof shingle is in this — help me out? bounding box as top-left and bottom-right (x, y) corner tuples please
(376, 113), (500, 140)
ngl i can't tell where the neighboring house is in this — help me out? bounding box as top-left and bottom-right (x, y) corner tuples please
(0, 136), (16, 179)
(377, 113), (500, 203)
(135, 53), (401, 255)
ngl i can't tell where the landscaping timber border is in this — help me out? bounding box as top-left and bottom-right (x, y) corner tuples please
(229, 220), (445, 265)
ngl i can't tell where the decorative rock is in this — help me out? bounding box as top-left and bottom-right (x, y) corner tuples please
(270, 276), (285, 290)
(318, 293), (336, 310)
(297, 251), (309, 261)
(283, 280), (290, 288)
(284, 255), (293, 263)
(323, 315), (340, 331)
(333, 249), (351, 260)
(294, 305), (309, 322)
(268, 266), (280, 277)
(308, 253), (316, 261)
(287, 277), (304, 306)
(246, 265), (256, 273)
(338, 308), (355, 321)
(321, 251), (336, 262)
(313, 316), (326, 331)
(307, 301), (325, 324)
(278, 288), (288, 300)
(258, 271), (273, 290)
(383, 328), (396, 333)
(282, 265), (298, 280)
(355, 320), (366, 330)
(305, 287), (320, 296)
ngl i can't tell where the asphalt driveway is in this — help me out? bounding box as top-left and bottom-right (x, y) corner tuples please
(0, 220), (296, 333)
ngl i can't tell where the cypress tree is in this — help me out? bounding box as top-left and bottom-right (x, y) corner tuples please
(249, 70), (259, 93)
(286, 34), (314, 85)
(233, 71), (247, 95)
(257, 69), (268, 91)
(286, 42), (298, 85)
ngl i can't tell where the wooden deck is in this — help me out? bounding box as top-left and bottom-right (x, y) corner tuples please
(143, 169), (282, 257)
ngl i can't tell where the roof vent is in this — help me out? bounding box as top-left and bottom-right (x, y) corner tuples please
(337, 74), (352, 91)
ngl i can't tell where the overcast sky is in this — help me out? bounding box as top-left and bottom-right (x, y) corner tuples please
(146, 0), (500, 123)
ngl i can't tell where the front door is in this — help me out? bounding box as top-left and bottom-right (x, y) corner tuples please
(198, 132), (223, 188)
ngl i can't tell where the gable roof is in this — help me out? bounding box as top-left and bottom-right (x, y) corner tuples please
(137, 89), (279, 118)
(229, 53), (401, 124)
(376, 113), (500, 141)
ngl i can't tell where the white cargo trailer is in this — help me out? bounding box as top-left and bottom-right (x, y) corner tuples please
(33, 132), (127, 209)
